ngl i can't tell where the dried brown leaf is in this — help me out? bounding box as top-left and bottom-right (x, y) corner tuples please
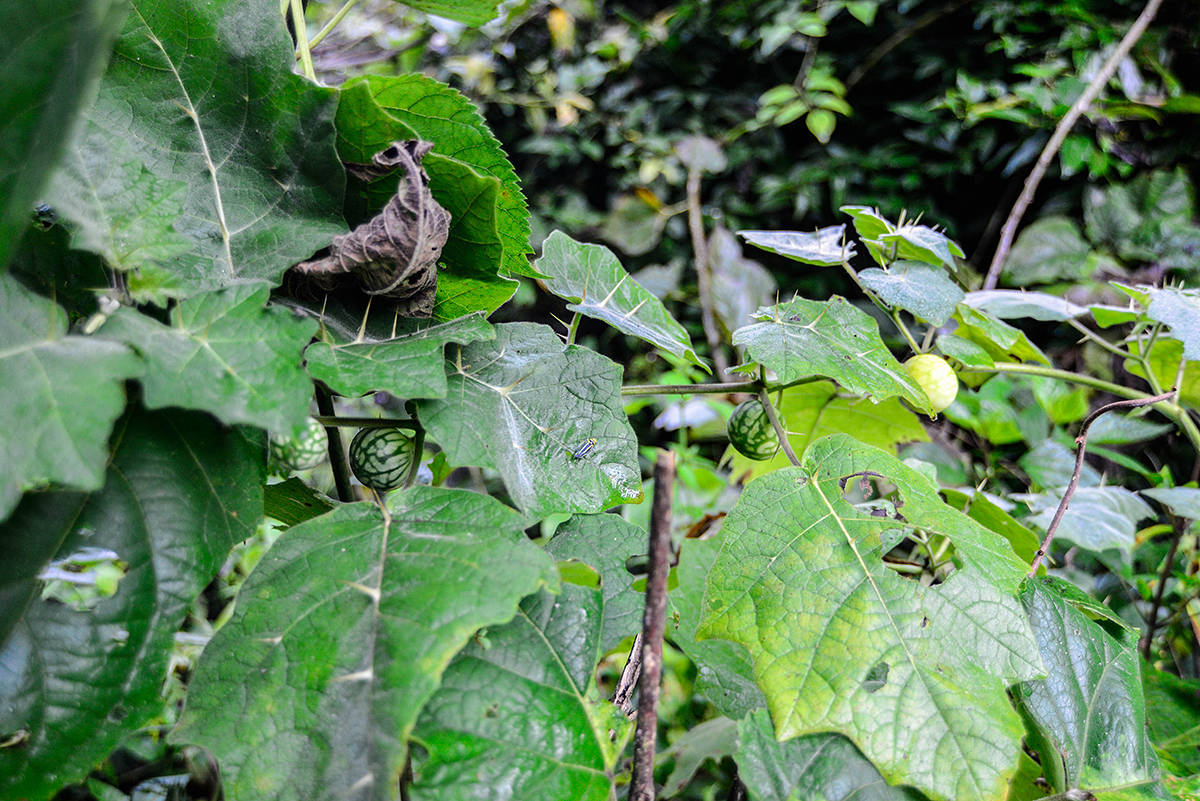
(295, 140), (450, 317)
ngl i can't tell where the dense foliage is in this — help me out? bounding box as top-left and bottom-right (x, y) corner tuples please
(2, 1), (1200, 801)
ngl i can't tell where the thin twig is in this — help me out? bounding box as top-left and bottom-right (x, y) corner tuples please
(612, 632), (643, 716)
(687, 168), (728, 377)
(1029, 390), (1176, 575)
(629, 451), (676, 801)
(1143, 515), (1186, 660)
(983, 0), (1164, 289)
(758, 387), (802, 467)
(314, 384), (355, 503)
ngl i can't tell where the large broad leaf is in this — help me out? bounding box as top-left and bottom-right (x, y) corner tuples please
(1023, 486), (1154, 556)
(857, 261), (963, 325)
(1084, 168), (1200, 269)
(727, 380), (929, 481)
(45, 0), (345, 301)
(1016, 578), (1159, 794)
(1145, 287), (1200, 361)
(345, 75), (532, 279)
(1143, 665), (1200, 776)
(668, 537), (765, 720)
(732, 297), (932, 414)
(0, 273), (142, 521)
(0, 0), (127, 268)
(410, 584), (625, 801)
(97, 283), (317, 433)
(877, 223), (965, 270)
(738, 226), (854, 266)
(335, 80), (517, 320)
(1141, 487), (1200, 520)
(735, 710), (923, 801)
(963, 290), (1087, 322)
(418, 323), (642, 517)
(698, 435), (1043, 801)
(546, 513), (646, 654)
(660, 717), (739, 797)
(1001, 216), (1091, 286)
(952, 304), (1050, 365)
(305, 312), (495, 400)
(172, 490), (558, 801)
(0, 409), (262, 799)
(535, 231), (706, 370)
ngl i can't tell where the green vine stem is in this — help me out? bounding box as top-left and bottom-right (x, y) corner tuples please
(313, 416), (420, 430)
(757, 386), (801, 467)
(621, 375), (821, 397)
(306, 0), (356, 50)
(401, 401), (425, 490)
(566, 311), (582, 346)
(313, 385), (355, 503)
(289, 0), (316, 80)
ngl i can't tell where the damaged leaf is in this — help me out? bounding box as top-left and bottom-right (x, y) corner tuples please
(295, 141), (451, 317)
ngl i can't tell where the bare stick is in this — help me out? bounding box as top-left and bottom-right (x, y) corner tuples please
(1142, 516), (1185, 660)
(629, 450), (676, 801)
(314, 384), (355, 503)
(612, 632), (643, 716)
(1029, 390), (1176, 575)
(982, 0), (1164, 290)
(687, 168), (728, 377)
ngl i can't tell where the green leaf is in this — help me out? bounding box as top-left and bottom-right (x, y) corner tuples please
(97, 283), (317, 433)
(877, 223), (965, 269)
(599, 193), (666, 256)
(1016, 578), (1159, 793)
(941, 488), (1042, 563)
(0, 0), (128, 269)
(305, 312), (495, 401)
(396, 0), (499, 26)
(418, 323), (643, 517)
(411, 584), (623, 801)
(660, 717), (738, 797)
(546, 513), (647, 654)
(0, 409), (262, 799)
(727, 380), (929, 481)
(964, 290), (1088, 321)
(335, 80), (518, 320)
(668, 536), (765, 720)
(1087, 414), (1173, 445)
(45, 0), (346, 300)
(840, 205), (894, 266)
(1141, 487), (1200, 520)
(263, 476), (334, 528)
(857, 261), (964, 325)
(698, 435), (1042, 801)
(1018, 440), (1100, 491)
(1001, 216), (1091, 286)
(345, 75), (532, 279)
(735, 710), (923, 801)
(173, 490), (558, 801)
(738, 226), (855, 266)
(1030, 375), (1091, 424)
(1145, 287), (1200, 361)
(536, 231), (706, 370)
(953, 304), (1051, 365)
(0, 273), (142, 520)
(732, 297), (932, 413)
(1124, 339), (1200, 409)
(1084, 168), (1200, 269)
(1023, 486), (1154, 555)
(943, 377), (1024, 445)
(1143, 665), (1200, 776)
(674, 135), (727, 173)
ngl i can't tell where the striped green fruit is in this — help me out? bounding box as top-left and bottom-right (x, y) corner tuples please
(349, 428), (416, 492)
(269, 418), (328, 472)
(727, 399), (781, 461)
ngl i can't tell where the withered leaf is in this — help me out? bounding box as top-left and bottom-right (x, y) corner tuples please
(295, 140), (451, 317)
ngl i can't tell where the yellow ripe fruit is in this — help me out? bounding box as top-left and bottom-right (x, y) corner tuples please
(904, 354), (959, 414)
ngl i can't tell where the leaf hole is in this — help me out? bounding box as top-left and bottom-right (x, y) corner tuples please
(863, 661), (889, 693)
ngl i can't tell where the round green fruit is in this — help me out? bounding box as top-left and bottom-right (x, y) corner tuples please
(349, 428), (416, 492)
(269, 418), (328, 471)
(727, 399), (781, 461)
(904, 354), (959, 413)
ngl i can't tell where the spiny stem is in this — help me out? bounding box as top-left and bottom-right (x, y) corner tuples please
(758, 386), (801, 467)
(401, 402), (425, 490)
(621, 375), (820, 397)
(1029, 391), (1177, 575)
(313, 416), (420, 430)
(313, 385), (354, 503)
(566, 311), (581, 346)
(892, 309), (921, 353)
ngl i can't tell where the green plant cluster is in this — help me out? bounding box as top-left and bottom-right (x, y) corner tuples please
(2, 2), (1200, 801)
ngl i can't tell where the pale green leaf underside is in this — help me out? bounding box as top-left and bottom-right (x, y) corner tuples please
(858, 261), (963, 325)
(419, 323), (643, 517)
(1025, 486), (1154, 555)
(398, 0), (500, 26)
(738, 226), (854, 266)
(537, 230), (706, 370)
(173, 491), (559, 801)
(963, 290), (1088, 322)
(1145, 286), (1200, 361)
(732, 296), (931, 413)
(412, 585), (619, 801)
(99, 282), (317, 434)
(0, 410), (262, 799)
(305, 312), (495, 400)
(1017, 579), (1159, 792)
(698, 435), (1042, 801)
(0, 273), (142, 520)
(47, 0), (346, 298)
